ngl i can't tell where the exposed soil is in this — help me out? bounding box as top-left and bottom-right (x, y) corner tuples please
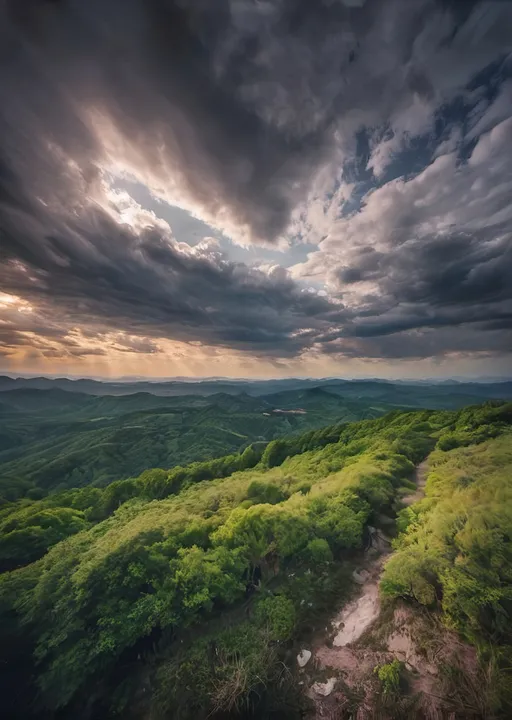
(332, 578), (380, 648)
(298, 460), (482, 719)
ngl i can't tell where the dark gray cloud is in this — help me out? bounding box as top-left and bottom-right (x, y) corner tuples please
(327, 326), (512, 361)
(1, 0), (512, 365)
(310, 226), (512, 358)
(0, 190), (341, 357)
(1, 0), (349, 241)
(3, 0), (511, 241)
(297, 111), (512, 358)
(332, 229), (512, 327)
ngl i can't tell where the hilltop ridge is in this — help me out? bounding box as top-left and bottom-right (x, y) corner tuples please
(1, 401), (511, 719)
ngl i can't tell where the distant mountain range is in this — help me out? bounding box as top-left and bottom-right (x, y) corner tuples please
(1, 374), (511, 399)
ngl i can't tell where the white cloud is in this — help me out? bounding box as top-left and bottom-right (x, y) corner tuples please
(433, 126), (462, 159)
(367, 94), (435, 177)
(467, 81), (512, 140)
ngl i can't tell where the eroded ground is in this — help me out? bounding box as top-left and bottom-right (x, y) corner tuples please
(296, 462), (483, 719)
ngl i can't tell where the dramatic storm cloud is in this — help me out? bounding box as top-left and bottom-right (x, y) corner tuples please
(0, 0), (511, 376)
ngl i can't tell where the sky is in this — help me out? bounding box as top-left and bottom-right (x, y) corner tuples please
(0, 0), (511, 380)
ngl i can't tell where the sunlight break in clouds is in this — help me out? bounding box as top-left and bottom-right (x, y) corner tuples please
(0, 0), (511, 378)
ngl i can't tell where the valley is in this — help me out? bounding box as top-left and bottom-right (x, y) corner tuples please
(1, 376), (510, 501)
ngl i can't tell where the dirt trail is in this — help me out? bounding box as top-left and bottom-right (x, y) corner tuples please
(329, 530), (392, 651)
(318, 462), (429, 655)
(299, 459), (479, 717)
(332, 574), (380, 647)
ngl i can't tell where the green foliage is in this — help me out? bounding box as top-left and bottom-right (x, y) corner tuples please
(262, 439), (291, 468)
(153, 623), (279, 719)
(301, 537), (333, 564)
(381, 406), (512, 714)
(246, 479), (287, 505)
(435, 401), (512, 453)
(374, 659), (402, 694)
(308, 496), (364, 551)
(382, 422), (512, 642)
(254, 594), (296, 640)
(212, 503), (312, 574)
(0, 505), (87, 571)
(1, 401), (511, 719)
(381, 548), (442, 605)
(0, 385), (392, 501)
(239, 443), (263, 469)
(436, 433), (460, 451)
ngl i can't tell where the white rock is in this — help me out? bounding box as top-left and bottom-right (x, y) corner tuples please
(352, 569), (370, 584)
(312, 677), (337, 697)
(297, 649), (312, 668)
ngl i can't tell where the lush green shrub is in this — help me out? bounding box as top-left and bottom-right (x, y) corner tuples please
(153, 623), (278, 719)
(301, 538), (333, 565)
(437, 433), (460, 451)
(246, 480), (286, 505)
(0, 506), (88, 571)
(255, 594), (296, 640)
(374, 659), (402, 694)
(382, 426), (512, 652)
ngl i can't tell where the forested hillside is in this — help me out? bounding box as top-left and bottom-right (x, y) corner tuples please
(1, 401), (511, 719)
(1, 378), (510, 502)
(381, 426), (512, 710)
(0, 387), (392, 501)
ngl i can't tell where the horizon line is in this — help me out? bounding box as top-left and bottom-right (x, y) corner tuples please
(1, 372), (511, 384)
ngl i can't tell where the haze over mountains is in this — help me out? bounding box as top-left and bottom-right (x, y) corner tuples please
(1, 373), (511, 398)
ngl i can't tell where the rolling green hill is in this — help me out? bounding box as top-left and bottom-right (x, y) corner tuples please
(0, 401), (511, 720)
(0, 387), (393, 500)
(1, 379), (511, 502)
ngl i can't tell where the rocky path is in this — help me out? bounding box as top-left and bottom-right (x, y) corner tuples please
(298, 458), (481, 718)
(320, 461), (430, 653)
(297, 459), (451, 716)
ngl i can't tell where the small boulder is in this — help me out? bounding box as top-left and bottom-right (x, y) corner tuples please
(297, 649), (312, 668)
(312, 677), (337, 696)
(352, 568), (370, 584)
